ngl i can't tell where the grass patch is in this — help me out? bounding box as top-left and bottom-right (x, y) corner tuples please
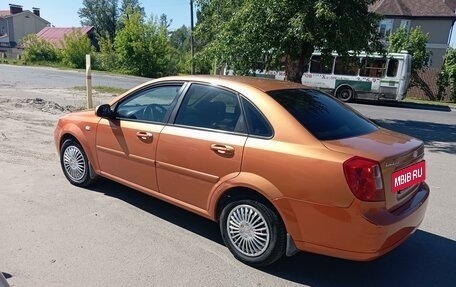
(1, 58), (76, 69)
(73, 85), (128, 95)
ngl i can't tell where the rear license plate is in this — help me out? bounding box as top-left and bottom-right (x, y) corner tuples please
(391, 160), (426, 193)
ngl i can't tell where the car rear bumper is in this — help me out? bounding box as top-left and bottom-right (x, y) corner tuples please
(277, 182), (429, 261)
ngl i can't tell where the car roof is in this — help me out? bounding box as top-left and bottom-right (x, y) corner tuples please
(156, 75), (307, 92)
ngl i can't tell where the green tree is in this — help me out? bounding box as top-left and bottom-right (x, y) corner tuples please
(114, 10), (176, 77)
(120, 0), (144, 17)
(60, 30), (95, 68)
(159, 14), (172, 28)
(119, 0), (145, 29)
(169, 25), (192, 73)
(78, 0), (118, 41)
(170, 25), (191, 52)
(114, 10), (147, 75)
(97, 36), (118, 71)
(438, 48), (456, 102)
(388, 26), (434, 100)
(21, 34), (58, 63)
(195, 0), (382, 82)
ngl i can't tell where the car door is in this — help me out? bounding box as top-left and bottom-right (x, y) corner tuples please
(96, 83), (183, 192)
(156, 83), (248, 210)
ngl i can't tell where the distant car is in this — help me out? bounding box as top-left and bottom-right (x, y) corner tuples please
(54, 75), (429, 266)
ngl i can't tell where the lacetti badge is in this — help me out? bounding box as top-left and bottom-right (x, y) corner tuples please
(391, 161), (426, 193)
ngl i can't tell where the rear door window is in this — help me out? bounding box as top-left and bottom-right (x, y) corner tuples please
(268, 89), (378, 140)
(174, 84), (243, 132)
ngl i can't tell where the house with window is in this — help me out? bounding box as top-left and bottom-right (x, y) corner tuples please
(0, 4), (50, 57)
(370, 0), (456, 68)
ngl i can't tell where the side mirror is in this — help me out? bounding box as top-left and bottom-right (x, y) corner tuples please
(96, 104), (115, 119)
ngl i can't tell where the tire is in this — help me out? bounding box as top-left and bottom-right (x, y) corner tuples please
(219, 199), (286, 267)
(60, 139), (96, 187)
(336, 86), (354, 102)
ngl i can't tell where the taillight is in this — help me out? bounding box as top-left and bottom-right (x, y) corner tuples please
(343, 157), (385, 202)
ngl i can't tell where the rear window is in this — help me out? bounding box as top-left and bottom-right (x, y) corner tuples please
(268, 89), (378, 140)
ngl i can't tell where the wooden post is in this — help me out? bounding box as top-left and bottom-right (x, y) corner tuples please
(190, 0), (195, 75)
(86, 54), (93, 109)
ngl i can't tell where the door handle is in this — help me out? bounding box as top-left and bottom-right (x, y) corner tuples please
(136, 131), (153, 140)
(210, 144), (235, 156)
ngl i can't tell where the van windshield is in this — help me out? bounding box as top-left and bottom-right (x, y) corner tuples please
(268, 89), (378, 140)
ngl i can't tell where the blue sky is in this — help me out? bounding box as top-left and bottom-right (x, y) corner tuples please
(10, 0), (192, 30)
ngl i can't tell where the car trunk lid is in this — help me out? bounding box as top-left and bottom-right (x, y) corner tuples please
(323, 128), (425, 210)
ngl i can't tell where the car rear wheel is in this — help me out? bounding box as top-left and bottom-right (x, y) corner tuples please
(60, 139), (95, 187)
(220, 199), (286, 267)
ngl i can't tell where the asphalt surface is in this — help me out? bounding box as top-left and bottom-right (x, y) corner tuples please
(0, 64), (147, 90)
(0, 65), (455, 287)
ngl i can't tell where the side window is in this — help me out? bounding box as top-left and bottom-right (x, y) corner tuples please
(241, 97), (273, 137)
(175, 84), (242, 132)
(379, 19), (393, 39)
(360, 58), (386, 78)
(309, 56), (333, 74)
(387, 59), (399, 77)
(116, 85), (182, 123)
(334, 57), (359, 76)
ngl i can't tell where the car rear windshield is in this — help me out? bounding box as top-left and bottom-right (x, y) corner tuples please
(267, 89), (378, 140)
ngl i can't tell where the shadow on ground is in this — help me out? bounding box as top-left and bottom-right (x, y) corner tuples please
(88, 179), (456, 287)
(264, 230), (456, 286)
(88, 178), (223, 244)
(356, 99), (453, 112)
(373, 119), (456, 154)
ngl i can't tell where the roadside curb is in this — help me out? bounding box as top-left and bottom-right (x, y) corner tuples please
(355, 99), (454, 112)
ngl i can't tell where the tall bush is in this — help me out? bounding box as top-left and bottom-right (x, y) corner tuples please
(114, 9), (176, 77)
(388, 26), (435, 100)
(438, 48), (456, 102)
(60, 30), (94, 68)
(21, 34), (58, 63)
(97, 35), (118, 71)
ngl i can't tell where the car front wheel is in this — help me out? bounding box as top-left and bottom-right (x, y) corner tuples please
(60, 139), (95, 187)
(220, 199), (286, 267)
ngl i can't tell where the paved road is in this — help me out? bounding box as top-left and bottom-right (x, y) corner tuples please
(0, 65), (455, 287)
(0, 64), (148, 90)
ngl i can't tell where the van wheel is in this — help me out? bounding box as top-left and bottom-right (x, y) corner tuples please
(336, 86), (354, 102)
(60, 139), (96, 187)
(219, 199), (286, 267)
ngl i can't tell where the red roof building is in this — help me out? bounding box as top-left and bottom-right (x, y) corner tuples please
(37, 26), (95, 48)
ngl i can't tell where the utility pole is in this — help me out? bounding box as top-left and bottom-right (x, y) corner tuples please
(190, 0), (195, 74)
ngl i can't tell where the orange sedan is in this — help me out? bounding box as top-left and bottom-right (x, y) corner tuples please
(54, 76), (429, 266)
